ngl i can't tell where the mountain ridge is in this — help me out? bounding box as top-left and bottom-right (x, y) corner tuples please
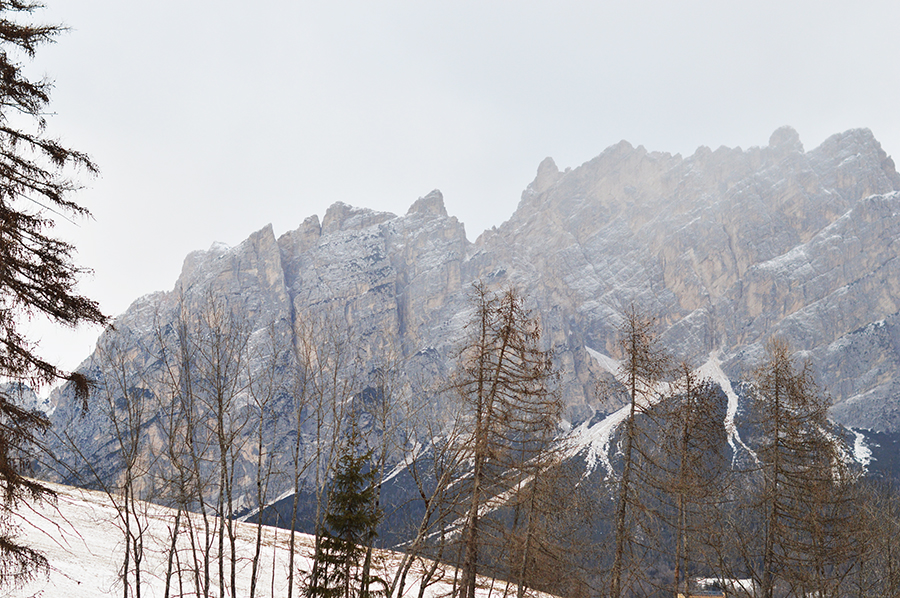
(42, 127), (900, 519)
(54, 126), (900, 426)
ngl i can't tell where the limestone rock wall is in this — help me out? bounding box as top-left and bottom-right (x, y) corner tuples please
(46, 127), (900, 503)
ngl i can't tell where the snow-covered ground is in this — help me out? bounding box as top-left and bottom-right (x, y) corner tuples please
(694, 351), (757, 464)
(577, 346), (871, 478)
(847, 428), (874, 469)
(575, 347), (759, 478)
(574, 347), (632, 477)
(12, 482), (517, 598)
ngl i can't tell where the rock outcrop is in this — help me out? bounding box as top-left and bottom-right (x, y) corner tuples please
(46, 127), (900, 506)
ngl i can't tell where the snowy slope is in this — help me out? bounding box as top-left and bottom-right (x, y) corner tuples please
(572, 347), (869, 478)
(694, 351), (757, 464)
(14, 482), (527, 598)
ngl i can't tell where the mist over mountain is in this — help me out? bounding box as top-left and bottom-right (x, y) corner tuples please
(43, 126), (900, 509)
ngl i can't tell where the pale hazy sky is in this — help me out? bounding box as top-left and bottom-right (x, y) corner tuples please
(22, 1), (900, 372)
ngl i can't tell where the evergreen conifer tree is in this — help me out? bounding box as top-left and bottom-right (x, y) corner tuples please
(0, 2), (106, 587)
(308, 425), (383, 598)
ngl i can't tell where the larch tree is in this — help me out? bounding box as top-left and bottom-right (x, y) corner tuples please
(851, 481), (900, 596)
(740, 338), (856, 598)
(669, 367), (729, 595)
(0, 1), (106, 588)
(606, 307), (671, 598)
(454, 283), (559, 598)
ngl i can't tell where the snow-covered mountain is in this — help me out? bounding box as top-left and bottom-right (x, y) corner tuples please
(42, 126), (900, 521)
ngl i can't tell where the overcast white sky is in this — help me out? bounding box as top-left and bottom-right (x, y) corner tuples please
(21, 1), (900, 372)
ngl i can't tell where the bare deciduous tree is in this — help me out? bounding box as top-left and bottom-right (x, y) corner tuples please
(287, 309), (356, 598)
(192, 295), (252, 598)
(247, 321), (290, 598)
(738, 338), (856, 598)
(606, 307), (671, 598)
(95, 333), (155, 598)
(453, 283), (559, 598)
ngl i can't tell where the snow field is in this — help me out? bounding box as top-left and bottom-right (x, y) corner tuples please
(14, 482), (522, 598)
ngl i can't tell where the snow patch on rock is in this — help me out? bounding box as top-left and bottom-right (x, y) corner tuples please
(852, 428), (874, 468)
(696, 350), (758, 464)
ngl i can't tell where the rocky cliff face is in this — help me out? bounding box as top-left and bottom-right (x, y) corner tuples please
(475, 126), (900, 427)
(45, 126), (900, 503)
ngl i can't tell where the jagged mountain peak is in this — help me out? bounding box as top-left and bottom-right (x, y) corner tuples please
(406, 189), (448, 218)
(177, 223), (281, 292)
(103, 129), (900, 424)
(529, 157), (561, 194)
(179, 240), (231, 282)
(322, 201), (395, 234)
(768, 125), (804, 153)
(44, 127), (900, 522)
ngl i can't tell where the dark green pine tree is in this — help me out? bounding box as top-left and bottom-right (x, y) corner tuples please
(308, 428), (383, 598)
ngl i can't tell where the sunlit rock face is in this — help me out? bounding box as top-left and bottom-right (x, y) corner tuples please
(46, 127), (900, 504)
